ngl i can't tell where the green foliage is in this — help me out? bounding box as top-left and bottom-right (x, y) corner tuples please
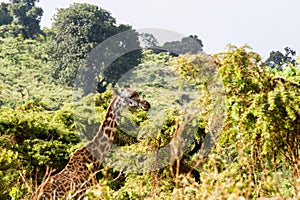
(47, 3), (141, 88)
(0, 24), (24, 38)
(0, 149), (19, 199)
(0, 101), (81, 198)
(199, 45), (300, 198)
(0, 35), (75, 109)
(0, 30), (82, 198)
(7, 0), (43, 38)
(0, 2), (13, 26)
(88, 169), (176, 200)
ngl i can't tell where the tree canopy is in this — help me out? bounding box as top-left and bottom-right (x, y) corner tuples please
(0, 3), (13, 26)
(265, 47), (297, 70)
(6, 0), (43, 38)
(161, 35), (203, 54)
(47, 3), (141, 92)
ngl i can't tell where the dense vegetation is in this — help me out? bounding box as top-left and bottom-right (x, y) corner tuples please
(0, 1), (299, 199)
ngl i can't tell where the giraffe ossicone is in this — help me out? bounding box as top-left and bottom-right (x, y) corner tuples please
(38, 86), (150, 199)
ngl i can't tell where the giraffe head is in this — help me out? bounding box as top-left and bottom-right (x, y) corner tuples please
(113, 85), (151, 111)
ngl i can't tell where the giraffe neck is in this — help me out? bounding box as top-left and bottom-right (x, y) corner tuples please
(86, 95), (124, 163)
(62, 96), (124, 171)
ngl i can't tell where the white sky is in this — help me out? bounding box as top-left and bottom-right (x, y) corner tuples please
(2, 0), (300, 58)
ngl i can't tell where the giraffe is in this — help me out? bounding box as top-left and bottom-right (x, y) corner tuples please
(38, 86), (151, 199)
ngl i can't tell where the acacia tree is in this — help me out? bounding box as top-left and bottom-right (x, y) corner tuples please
(47, 3), (141, 90)
(161, 35), (203, 54)
(140, 33), (159, 48)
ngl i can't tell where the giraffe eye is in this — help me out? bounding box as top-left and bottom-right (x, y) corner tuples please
(128, 100), (134, 106)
